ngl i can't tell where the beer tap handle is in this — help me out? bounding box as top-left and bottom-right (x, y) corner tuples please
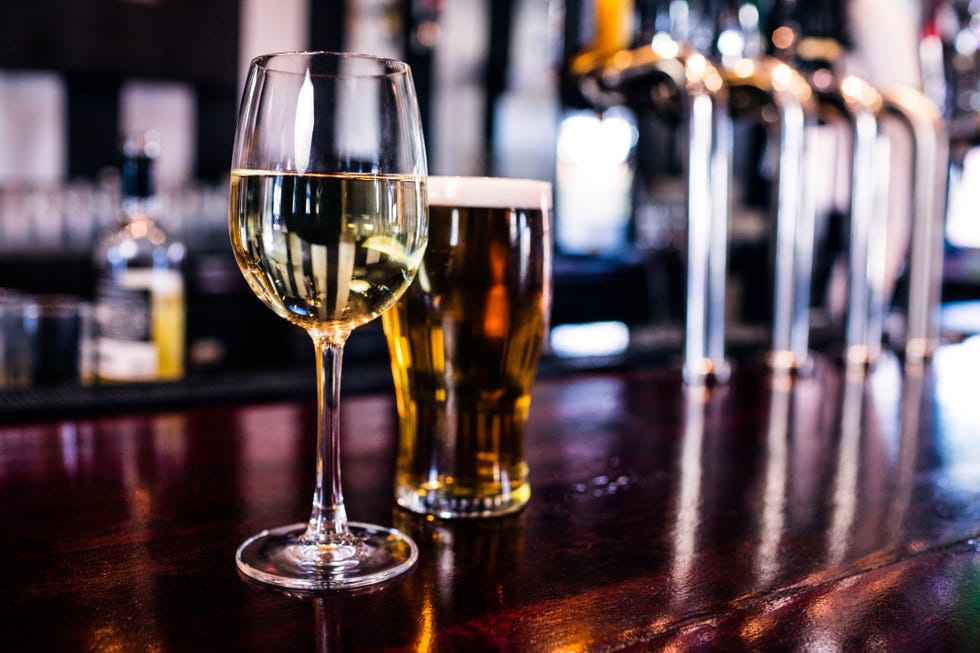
(879, 88), (948, 365)
(572, 1), (735, 383)
(682, 53), (732, 384)
(840, 78), (885, 369)
(721, 59), (819, 373)
(598, 38), (733, 383)
(779, 0), (887, 372)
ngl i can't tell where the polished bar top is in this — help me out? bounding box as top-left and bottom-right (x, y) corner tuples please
(3, 339), (980, 651)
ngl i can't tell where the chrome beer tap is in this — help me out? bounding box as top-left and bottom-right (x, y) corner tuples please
(879, 89), (948, 365)
(711, 0), (820, 374)
(836, 0), (950, 366)
(769, 0), (888, 370)
(572, 0), (733, 384)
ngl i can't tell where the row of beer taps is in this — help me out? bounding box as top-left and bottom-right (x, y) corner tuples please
(568, 0), (949, 384)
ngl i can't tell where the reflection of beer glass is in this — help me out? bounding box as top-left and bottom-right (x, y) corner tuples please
(383, 176), (553, 518)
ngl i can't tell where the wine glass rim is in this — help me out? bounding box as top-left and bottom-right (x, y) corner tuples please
(249, 50), (412, 78)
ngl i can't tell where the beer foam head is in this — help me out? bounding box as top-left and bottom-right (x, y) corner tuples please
(427, 176), (552, 210)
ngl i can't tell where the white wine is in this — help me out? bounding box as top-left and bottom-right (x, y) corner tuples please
(229, 170), (426, 334)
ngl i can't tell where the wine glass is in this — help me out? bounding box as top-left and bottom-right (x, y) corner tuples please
(229, 51), (428, 590)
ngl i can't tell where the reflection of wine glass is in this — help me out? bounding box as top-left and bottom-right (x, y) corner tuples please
(230, 51), (428, 590)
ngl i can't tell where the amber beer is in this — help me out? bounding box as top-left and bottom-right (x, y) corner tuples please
(383, 177), (552, 517)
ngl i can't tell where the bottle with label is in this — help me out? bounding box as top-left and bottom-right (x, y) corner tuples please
(93, 133), (186, 382)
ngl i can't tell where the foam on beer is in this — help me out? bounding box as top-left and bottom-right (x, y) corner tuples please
(427, 176), (552, 210)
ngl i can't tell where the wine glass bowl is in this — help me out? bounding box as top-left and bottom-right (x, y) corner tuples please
(230, 171), (426, 334)
(229, 51), (427, 590)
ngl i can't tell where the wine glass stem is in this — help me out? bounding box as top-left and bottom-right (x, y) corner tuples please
(304, 332), (351, 545)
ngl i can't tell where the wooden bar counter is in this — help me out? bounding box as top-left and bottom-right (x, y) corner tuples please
(2, 339), (980, 651)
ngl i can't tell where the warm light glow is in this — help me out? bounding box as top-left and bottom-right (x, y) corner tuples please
(415, 586), (437, 652)
(429, 326), (445, 373)
(732, 58), (755, 79)
(610, 49), (634, 71)
(840, 75), (865, 101)
(704, 69), (724, 93)
(772, 26), (796, 50)
(686, 53), (707, 82)
(483, 244), (510, 339)
(651, 32), (680, 60)
(771, 63), (794, 91)
(740, 612), (779, 642)
(415, 20), (441, 48)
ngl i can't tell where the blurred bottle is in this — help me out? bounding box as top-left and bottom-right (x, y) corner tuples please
(93, 132), (186, 382)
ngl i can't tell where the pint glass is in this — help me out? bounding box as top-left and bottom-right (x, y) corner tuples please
(383, 176), (553, 518)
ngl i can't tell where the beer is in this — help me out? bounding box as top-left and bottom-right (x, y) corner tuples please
(383, 176), (552, 518)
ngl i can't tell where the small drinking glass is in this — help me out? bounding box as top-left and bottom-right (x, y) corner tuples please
(229, 51), (428, 590)
(383, 176), (553, 518)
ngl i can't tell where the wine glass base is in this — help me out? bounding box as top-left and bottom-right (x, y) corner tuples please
(236, 522), (418, 591)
